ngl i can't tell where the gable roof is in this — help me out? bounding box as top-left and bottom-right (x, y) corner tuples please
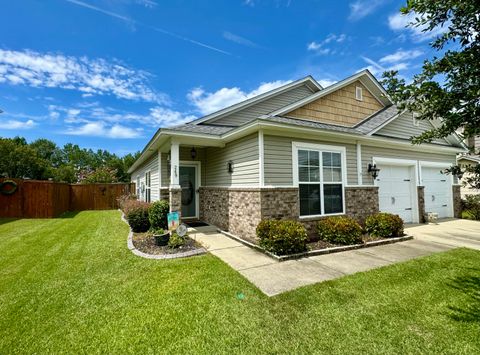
(267, 70), (392, 118)
(191, 76), (323, 125)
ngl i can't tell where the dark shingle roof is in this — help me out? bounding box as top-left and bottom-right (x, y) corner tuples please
(166, 124), (235, 135)
(354, 105), (400, 134)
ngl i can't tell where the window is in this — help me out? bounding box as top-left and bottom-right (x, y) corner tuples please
(145, 171), (151, 203)
(355, 86), (363, 101)
(136, 176), (140, 198)
(295, 144), (345, 217)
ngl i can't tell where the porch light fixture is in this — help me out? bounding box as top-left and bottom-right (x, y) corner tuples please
(190, 147), (197, 160)
(227, 160), (234, 174)
(368, 163), (381, 180)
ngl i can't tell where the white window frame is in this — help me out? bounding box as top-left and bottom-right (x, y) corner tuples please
(136, 176), (141, 200)
(355, 86), (363, 101)
(292, 142), (347, 218)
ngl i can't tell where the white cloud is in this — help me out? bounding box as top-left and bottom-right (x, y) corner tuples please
(0, 49), (168, 103)
(307, 34), (347, 55)
(0, 119), (37, 130)
(223, 31), (260, 48)
(349, 0), (384, 21)
(64, 121), (142, 139)
(188, 80), (291, 115)
(388, 12), (449, 42)
(379, 49), (424, 64)
(135, 0), (158, 8)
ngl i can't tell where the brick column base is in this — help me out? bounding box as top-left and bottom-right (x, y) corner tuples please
(169, 188), (182, 213)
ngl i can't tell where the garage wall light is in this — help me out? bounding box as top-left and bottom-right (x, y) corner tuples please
(368, 163), (381, 180)
(227, 160), (234, 174)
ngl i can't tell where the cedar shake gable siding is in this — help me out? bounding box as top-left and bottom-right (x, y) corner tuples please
(288, 81), (384, 127)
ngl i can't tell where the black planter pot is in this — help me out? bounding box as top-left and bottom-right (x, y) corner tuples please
(154, 232), (170, 246)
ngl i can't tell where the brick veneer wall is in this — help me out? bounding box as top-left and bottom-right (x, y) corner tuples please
(453, 185), (462, 218)
(344, 186), (379, 225)
(199, 185), (380, 242)
(417, 186), (426, 223)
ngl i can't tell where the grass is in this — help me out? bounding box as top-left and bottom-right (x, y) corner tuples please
(0, 211), (479, 354)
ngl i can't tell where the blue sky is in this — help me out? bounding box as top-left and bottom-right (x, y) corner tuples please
(0, 0), (441, 155)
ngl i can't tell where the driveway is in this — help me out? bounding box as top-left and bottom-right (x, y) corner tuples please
(404, 218), (480, 250)
(191, 219), (480, 296)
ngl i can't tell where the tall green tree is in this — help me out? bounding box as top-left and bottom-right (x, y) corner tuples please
(381, 0), (480, 187)
(0, 138), (49, 179)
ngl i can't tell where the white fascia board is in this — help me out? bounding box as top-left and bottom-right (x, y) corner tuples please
(190, 76), (323, 125)
(267, 70), (391, 118)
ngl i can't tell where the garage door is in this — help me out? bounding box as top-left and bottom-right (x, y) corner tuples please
(422, 166), (452, 218)
(376, 164), (416, 223)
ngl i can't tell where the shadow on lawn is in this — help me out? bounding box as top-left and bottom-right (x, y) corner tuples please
(0, 218), (17, 226)
(447, 272), (480, 323)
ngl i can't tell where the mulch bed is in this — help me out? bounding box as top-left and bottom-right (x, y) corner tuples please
(308, 234), (385, 251)
(132, 232), (202, 255)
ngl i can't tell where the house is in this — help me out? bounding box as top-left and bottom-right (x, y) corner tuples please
(457, 154), (480, 197)
(128, 70), (465, 240)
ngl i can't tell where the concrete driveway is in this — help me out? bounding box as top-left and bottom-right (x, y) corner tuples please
(404, 219), (480, 250)
(192, 219), (480, 296)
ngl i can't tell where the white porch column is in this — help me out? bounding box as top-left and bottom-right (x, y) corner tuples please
(170, 140), (180, 188)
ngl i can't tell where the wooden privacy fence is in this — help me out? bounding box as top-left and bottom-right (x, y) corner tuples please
(0, 178), (134, 218)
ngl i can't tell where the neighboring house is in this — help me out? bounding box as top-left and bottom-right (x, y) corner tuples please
(128, 70), (466, 240)
(457, 154), (480, 197)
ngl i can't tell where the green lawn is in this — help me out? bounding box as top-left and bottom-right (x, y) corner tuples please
(0, 211), (479, 354)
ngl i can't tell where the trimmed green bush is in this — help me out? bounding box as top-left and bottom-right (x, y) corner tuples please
(317, 216), (363, 245)
(149, 200), (169, 230)
(124, 200), (151, 232)
(168, 233), (185, 249)
(365, 212), (404, 238)
(461, 195), (480, 220)
(256, 219), (308, 255)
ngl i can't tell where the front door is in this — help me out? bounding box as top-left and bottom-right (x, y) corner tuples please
(179, 166), (197, 218)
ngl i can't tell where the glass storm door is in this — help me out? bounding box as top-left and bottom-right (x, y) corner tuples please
(179, 166), (197, 218)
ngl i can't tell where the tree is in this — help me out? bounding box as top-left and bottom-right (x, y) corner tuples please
(381, 0), (480, 187)
(0, 138), (49, 179)
(79, 167), (119, 184)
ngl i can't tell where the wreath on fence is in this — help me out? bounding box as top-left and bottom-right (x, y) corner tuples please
(0, 180), (18, 195)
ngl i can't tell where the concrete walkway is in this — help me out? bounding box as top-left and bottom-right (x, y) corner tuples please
(189, 219), (480, 296)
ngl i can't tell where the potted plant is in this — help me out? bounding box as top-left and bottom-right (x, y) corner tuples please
(152, 228), (170, 246)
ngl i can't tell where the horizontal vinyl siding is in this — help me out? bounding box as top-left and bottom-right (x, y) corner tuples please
(131, 152), (159, 201)
(264, 134), (358, 186)
(210, 85), (314, 126)
(161, 147), (207, 187)
(361, 145), (457, 185)
(375, 111), (449, 145)
(205, 133), (259, 186)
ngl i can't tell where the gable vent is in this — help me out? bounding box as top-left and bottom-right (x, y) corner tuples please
(355, 86), (363, 101)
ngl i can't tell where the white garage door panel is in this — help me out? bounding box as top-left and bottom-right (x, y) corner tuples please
(376, 164), (415, 223)
(422, 166), (452, 218)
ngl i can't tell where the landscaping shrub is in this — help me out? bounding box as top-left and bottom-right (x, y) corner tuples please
(365, 212), (404, 238)
(124, 200), (151, 232)
(317, 216), (363, 245)
(149, 200), (169, 230)
(461, 195), (480, 220)
(168, 233), (185, 248)
(256, 219), (308, 255)
(117, 193), (137, 211)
